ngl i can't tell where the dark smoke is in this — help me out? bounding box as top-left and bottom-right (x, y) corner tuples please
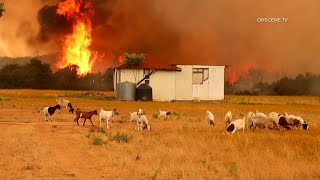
(1, 0), (320, 82)
(37, 5), (72, 42)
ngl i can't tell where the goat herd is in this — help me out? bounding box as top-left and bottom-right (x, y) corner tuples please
(43, 98), (309, 134)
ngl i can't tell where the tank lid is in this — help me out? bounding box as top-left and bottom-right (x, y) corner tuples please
(137, 83), (152, 89)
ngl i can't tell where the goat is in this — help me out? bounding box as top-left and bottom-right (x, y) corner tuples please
(256, 110), (267, 117)
(56, 98), (74, 113)
(247, 112), (255, 128)
(278, 114), (292, 130)
(250, 114), (280, 131)
(43, 104), (60, 121)
(132, 114), (151, 131)
(269, 112), (280, 125)
(74, 109), (98, 126)
(285, 112), (309, 130)
(129, 109), (144, 124)
(224, 111), (232, 127)
(158, 109), (172, 120)
(99, 108), (119, 129)
(205, 110), (215, 125)
(225, 117), (245, 134)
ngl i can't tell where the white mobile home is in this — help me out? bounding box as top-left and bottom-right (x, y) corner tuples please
(113, 55), (225, 101)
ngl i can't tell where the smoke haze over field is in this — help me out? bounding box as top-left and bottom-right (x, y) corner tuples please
(0, 0), (320, 81)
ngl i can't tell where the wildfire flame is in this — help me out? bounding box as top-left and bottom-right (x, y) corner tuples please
(56, 0), (96, 75)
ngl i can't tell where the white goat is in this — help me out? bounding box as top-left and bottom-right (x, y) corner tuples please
(133, 114), (151, 131)
(205, 110), (215, 125)
(99, 108), (119, 129)
(269, 112), (280, 125)
(56, 98), (74, 113)
(158, 109), (171, 120)
(129, 109), (144, 124)
(225, 117), (246, 134)
(247, 112), (255, 128)
(256, 110), (267, 117)
(224, 111), (232, 127)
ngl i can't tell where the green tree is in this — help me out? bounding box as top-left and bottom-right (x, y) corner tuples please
(23, 58), (53, 89)
(0, 64), (24, 88)
(0, 2), (5, 17)
(53, 65), (79, 90)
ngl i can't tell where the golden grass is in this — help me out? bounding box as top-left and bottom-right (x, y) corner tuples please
(0, 89), (319, 179)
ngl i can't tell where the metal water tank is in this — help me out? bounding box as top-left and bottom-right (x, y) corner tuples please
(136, 83), (152, 101)
(116, 81), (136, 101)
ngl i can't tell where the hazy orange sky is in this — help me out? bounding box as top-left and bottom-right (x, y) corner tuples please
(0, 0), (319, 80)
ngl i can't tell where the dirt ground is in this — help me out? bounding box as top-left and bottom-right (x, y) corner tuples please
(0, 90), (319, 179)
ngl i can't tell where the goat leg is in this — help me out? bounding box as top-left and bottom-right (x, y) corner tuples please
(89, 118), (94, 127)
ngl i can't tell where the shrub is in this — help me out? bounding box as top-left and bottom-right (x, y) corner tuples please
(108, 132), (132, 143)
(92, 134), (104, 145)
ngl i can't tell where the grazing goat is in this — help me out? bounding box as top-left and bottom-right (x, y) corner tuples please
(250, 114), (280, 131)
(56, 98), (74, 113)
(225, 117), (246, 134)
(129, 109), (144, 124)
(224, 111), (232, 127)
(132, 114), (151, 131)
(74, 109), (98, 126)
(256, 110), (267, 117)
(285, 112), (309, 130)
(247, 112), (255, 128)
(99, 108), (119, 129)
(205, 110), (215, 125)
(43, 104), (60, 121)
(269, 112), (280, 125)
(158, 109), (172, 120)
(278, 114), (292, 130)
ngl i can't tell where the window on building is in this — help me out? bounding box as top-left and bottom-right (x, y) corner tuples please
(192, 68), (209, 84)
(144, 69), (150, 84)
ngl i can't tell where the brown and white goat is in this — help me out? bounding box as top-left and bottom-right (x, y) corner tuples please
(250, 114), (280, 131)
(74, 109), (98, 126)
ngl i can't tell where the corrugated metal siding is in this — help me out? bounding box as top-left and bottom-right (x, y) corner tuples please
(150, 71), (176, 101)
(209, 67), (225, 100)
(175, 65), (193, 100)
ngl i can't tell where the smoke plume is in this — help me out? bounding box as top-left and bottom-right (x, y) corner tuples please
(0, 0), (320, 82)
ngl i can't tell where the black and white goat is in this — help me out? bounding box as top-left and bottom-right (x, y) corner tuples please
(43, 104), (61, 121)
(205, 110), (215, 125)
(158, 109), (172, 120)
(225, 117), (246, 134)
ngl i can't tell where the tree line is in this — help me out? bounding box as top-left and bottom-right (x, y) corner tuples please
(225, 73), (320, 96)
(0, 58), (114, 90)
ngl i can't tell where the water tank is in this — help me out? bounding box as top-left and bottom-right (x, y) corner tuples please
(136, 83), (153, 101)
(116, 81), (136, 101)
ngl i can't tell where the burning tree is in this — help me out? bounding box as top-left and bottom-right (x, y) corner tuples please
(0, 2), (5, 17)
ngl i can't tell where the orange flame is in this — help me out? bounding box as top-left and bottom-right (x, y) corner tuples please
(56, 0), (96, 76)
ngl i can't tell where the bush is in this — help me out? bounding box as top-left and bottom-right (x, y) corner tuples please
(108, 132), (132, 143)
(92, 134), (104, 145)
(124, 52), (145, 67)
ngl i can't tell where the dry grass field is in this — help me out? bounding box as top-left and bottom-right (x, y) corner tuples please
(0, 89), (319, 179)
